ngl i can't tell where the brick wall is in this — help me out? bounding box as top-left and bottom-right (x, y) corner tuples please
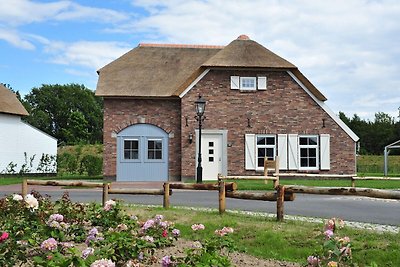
(181, 69), (356, 178)
(102, 69), (356, 180)
(103, 98), (181, 180)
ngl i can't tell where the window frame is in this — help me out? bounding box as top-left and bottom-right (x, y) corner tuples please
(145, 138), (164, 162)
(298, 135), (319, 170)
(122, 138), (140, 162)
(240, 77), (257, 91)
(255, 135), (276, 171)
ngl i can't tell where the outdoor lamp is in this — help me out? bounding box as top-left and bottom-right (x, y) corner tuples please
(195, 95), (206, 183)
(195, 95), (206, 116)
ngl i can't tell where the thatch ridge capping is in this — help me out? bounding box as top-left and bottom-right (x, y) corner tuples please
(138, 43), (225, 49)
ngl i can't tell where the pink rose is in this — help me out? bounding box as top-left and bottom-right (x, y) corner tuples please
(162, 229), (168, 237)
(0, 232), (9, 242)
(324, 229), (334, 239)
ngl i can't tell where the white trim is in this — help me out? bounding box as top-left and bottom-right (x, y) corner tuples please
(245, 134), (256, 170)
(179, 69), (210, 98)
(257, 76), (267, 90)
(230, 76), (240, 89)
(288, 134), (299, 170)
(320, 134), (331, 170)
(195, 129), (228, 178)
(298, 135), (319, 171)
(255, 135), (276, 171)
(277, 134), (288, 170)
(240, 77), (257, 91)
(287, 71), (359, 142)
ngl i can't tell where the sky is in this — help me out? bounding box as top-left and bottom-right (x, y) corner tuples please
(0, 0), (399, 120)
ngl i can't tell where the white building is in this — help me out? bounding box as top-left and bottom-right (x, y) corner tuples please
(0, 84), (57, 174)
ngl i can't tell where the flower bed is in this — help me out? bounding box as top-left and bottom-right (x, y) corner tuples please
(0, 191), (236, 266)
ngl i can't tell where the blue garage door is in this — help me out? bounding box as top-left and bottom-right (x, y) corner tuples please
(117, 124), (168, 181)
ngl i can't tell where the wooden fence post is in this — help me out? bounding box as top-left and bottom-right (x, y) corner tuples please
(102, 183), (109, 207)
(218, 180), (226, 214)
(276, 185), (285, 222)
(274, 156), (280, 189)
(351, 177), (355, 187)
(22, 179), (28, 197)
(163, 183), (170, 209)
(263, 157), (269, 184)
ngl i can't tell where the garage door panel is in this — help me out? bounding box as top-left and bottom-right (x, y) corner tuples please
(117, 124), (168, 181)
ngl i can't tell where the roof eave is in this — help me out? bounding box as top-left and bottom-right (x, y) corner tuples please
(290, 69), (327, 101)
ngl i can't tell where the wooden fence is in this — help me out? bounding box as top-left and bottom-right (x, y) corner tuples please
(22, 179), (170, 207)
(22, 173), (399, 223)
(218, 156), (280, 188)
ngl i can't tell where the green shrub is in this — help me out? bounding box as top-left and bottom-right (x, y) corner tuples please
(57, 152), (78, 174)
(80, 155), (102, 176)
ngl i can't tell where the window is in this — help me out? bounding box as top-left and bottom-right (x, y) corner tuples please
(256, 135), (276, 169)
(246, 134), (329, 171)
(124, 139), (139, 160)
(231, 76), (267, 91)
(147, 139), (163, 160)
(240, 77), (256, 90)
(299, 136), (318, 170)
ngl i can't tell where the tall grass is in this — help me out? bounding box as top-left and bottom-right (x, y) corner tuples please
(357, 155), (400, 174)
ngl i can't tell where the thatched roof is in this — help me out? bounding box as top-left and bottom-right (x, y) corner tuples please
(96, 45), (221, 97)
(0, 84), (29, 116)
(202, 36), (296, 69)
(96, 35), (327, 101)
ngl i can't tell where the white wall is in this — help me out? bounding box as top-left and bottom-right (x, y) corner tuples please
(0, 113), (57, 173)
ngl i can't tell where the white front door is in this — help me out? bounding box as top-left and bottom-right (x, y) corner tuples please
(201, 134), (222, 180)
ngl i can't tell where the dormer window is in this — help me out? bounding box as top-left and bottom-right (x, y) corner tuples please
(230, 76), (267, 91)
(240, 77), (256, 90)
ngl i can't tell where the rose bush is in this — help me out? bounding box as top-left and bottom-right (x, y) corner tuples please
(307, 217), (353, 267)
(0, 192), (237, 266)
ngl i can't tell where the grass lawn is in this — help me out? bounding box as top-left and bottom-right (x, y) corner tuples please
(211, 178), (400, 190)
(0, 175), (103, 186)
(129, 205), (400, 266)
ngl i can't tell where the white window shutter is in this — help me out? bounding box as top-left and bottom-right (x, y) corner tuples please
(320, 134), (330, 170)
(245, 134), (256, 170)
(230, 76), (240, 89)
(277, 134), (288, 170)
(288, 134), (299, 170)
(257, 76), (267, 90)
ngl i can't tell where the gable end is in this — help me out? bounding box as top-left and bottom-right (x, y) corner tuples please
(287, 71), (359, 142)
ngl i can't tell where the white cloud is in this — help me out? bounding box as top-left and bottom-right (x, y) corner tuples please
(0, 28), (35, 50)
(0, 0), (128, 26)
(47, 40), (131, 69)
(0, 0), (129, 50)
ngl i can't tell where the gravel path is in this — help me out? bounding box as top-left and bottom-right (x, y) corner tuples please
(150, 239), (301, 267)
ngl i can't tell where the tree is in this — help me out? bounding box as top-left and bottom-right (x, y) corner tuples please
(1, 83), (23, 102)
(339, 110), (399, 155)
(23, 84), (103, 145)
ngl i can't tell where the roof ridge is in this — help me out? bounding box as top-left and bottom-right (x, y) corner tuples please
(138, 43), (225, 49)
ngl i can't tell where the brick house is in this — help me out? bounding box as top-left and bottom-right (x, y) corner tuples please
(96, 35), (359, 181)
